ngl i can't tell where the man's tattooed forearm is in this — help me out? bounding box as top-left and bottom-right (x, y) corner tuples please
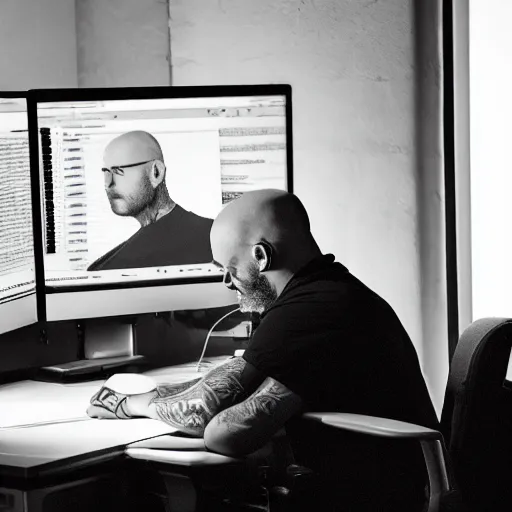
(216, 381), (293, 432)
(149, 357), (248, 435)
(155, 378), (201, 398)
(203, 379), (303, 455)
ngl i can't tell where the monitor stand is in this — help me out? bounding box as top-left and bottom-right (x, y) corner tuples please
(34, 318), (146, 382)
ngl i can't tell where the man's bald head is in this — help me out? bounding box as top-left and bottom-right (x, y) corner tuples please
(103, 131), (164, 167)
(211, 189), (319, 273)
(211, 190), (320, 312)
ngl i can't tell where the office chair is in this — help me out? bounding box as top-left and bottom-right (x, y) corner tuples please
(125, 317), (512, 512)
(440, 317), (512, 512)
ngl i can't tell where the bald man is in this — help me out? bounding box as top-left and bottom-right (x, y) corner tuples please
(87, 190), (438, 511)
(87, 130), (213, 270)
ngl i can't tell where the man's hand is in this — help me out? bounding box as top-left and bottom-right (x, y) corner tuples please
(87, 385), (133, 419)
(87, 373), (158, 420)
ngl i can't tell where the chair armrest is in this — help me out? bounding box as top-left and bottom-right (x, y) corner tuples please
(125, 447), (242, 466)
(303, 412), (451, 512)
(303, 412), (441, 440)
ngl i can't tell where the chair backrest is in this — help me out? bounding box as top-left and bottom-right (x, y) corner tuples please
(440, 317), (512, 511)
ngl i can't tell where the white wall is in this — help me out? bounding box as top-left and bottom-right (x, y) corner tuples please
(169, 0), (448, 414)
(75, 0), (170, 87)
(0, 0), (78, 89)
(0, 0), (449, 413)
(0, 0), (170, 90)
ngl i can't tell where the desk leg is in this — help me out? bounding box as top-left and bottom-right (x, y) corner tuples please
(154, 467), (270, 512)
(159, 472), (197, 512)
(0, 488), (25, 512)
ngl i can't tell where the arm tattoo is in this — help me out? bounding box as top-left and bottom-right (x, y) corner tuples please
(155, 378), (201, 398)
(216, 380), (297, 433)
(149, 357), (248, 436)
(204, 378), (303, 455)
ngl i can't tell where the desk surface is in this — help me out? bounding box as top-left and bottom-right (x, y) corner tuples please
(0, 357), (228, 480)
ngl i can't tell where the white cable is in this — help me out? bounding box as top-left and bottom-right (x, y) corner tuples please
(196, 307), (241, 372)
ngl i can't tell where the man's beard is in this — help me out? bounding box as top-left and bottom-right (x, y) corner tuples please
(107, 182), (155, 217)
(235, 263), (278, 314)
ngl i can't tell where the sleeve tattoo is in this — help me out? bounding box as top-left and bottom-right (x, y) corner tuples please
(155, 378), (201, 398)
(149, 357), (251, 436)
(204, 377), (303, 456)
(217, 380), (292, 430)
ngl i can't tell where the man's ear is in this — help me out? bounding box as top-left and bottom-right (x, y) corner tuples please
(149, 160), (166, 188)
(252, 242), (272, 272)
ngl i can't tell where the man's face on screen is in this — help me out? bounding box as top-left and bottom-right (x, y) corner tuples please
(103, 161), (155, 217)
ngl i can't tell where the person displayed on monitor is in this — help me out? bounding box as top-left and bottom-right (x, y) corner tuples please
(87, 130), (213, 271)
(87, 189), (438, 511)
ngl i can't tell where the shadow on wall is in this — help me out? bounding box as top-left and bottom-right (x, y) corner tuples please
(412, 0), (448, 417)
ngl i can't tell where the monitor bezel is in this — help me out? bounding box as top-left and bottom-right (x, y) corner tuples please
(0, 90), (41, 333)
(27, 84), (294, 321)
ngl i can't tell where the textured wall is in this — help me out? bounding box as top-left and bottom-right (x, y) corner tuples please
(0, 0), (447, 412)
(0, 0), (77, 89)
(168, 0), (447, 413)
(75, 0), (170, 87)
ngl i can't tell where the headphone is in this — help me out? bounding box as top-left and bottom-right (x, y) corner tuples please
(253, 241), (273, 272)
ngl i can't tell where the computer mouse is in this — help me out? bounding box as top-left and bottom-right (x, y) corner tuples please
(103, 373), (157, 395)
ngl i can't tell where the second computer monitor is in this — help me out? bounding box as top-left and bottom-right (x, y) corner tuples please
(0, 93), (38, 335)
(29, 85), (293, 321)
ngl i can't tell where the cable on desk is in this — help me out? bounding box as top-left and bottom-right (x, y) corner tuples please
(196, 307), (240, 372)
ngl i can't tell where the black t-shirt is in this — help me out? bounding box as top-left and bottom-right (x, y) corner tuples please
(243, 254), (439, 511)
(87, 205), (213, 271)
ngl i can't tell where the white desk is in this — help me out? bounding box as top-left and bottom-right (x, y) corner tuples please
(0, 357), (229, 480)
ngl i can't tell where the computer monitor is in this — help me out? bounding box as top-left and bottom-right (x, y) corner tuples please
(28, 85), (292, 370)
(0, 93), (39, 335)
